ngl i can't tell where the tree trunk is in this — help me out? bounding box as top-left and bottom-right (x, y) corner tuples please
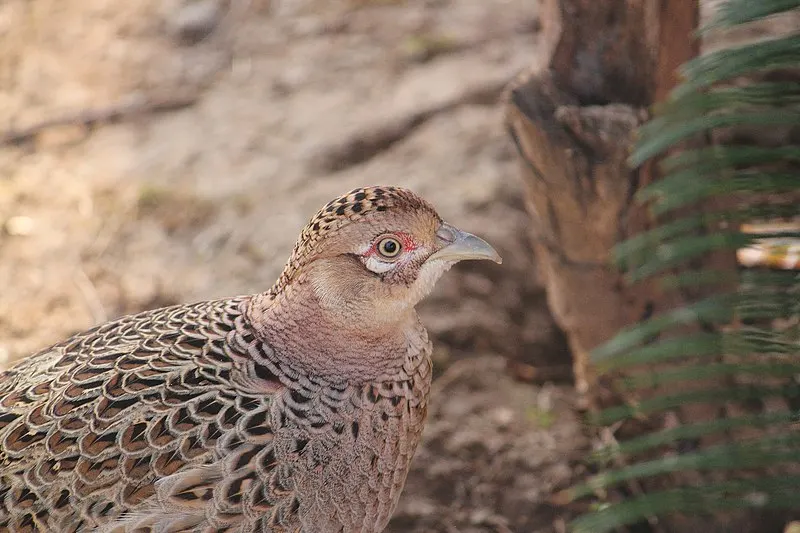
(505, 0), (699, 404)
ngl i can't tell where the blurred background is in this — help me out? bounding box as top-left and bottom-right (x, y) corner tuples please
(1, 0), (798, 531)
(0, 1), (575, 531)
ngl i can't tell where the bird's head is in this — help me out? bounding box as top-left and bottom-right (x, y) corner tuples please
(271, 186), (501, 330)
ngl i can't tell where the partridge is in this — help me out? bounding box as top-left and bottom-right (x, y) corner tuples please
(0, 186), (501, 533)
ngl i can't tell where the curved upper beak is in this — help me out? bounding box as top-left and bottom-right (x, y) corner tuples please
(428, 223), (502, 264)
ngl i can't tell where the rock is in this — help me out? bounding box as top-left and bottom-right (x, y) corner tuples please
(4, 216), (36, 236)
(168, 0), (224, 45)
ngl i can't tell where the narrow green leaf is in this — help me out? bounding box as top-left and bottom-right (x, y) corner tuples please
(601, 326), (797, 372)
(595, 290), (796, 363)
(597, 332), (723, 371)
(614, 210), (799, 270)
(740, 269), (800, 288)
(628, 232), (800, 281)
(702, 0), (800, 32)
(675, 34), (800, 98)
(658, 270), (740, 291)
(620, 361), (800, 390)
(632, 141), (800, 171)
(625, 233), (751, 282)
(737, 293), (800, 323)
(635, 110), (800, 162)
(590, 412), (797, 463)
(568, 433), (800, 501)
(571, 476), (800, 533)
(637, 170), (800, 215)
(659, 145), (800, 174)
(650, 83), (800, 121)
(590, 384), (789, 425)
(593, 294), (737, 361)
(733, 326), (800, 354)
(613, 215), (711, 266)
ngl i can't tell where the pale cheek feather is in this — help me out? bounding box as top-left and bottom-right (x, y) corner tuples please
(405, 259), (454, 303)
(363, 255), (396, 274)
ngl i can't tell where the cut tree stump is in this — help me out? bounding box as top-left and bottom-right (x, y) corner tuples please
(505, 0), (700, 404)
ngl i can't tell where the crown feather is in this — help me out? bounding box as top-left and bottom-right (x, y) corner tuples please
(269, 186), (439, 293)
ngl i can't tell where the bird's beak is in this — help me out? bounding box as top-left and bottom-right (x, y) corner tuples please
(428, 223), (502, 264)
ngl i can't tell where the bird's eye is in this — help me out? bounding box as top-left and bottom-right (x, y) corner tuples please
(377, 237), (402, 259)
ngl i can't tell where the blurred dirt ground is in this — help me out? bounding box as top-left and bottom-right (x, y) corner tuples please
(0, 0), (585, 530)
(0, 0), (568, 368)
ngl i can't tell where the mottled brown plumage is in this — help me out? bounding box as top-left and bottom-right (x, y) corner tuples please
(0, 186), (500, 532)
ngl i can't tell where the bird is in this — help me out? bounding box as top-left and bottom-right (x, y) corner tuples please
(0, 185), (501, 533)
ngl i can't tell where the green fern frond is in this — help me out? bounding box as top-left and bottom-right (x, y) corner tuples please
(635, 109), (800, 162)
(658, 269), (740, 290)
(675, 33), (800, 99)
(619, 361), (800, 389)
(614, 207), (799, 267)
(658, 145), (800, 174)
(590, 411), (797, 463)
(590, 384), (790, 426)
(655, 83), (800, 118)
(623, 232), (753, 281)
(571, 476), (800, 533)
(634, 126), (800, 170)
(599, 324), (798, 373)
(593, 294), (737, 361)
(596, 332), (723, 371)
(636, 170), (799, 215)
(568, 433), (800, 501)
(568, 0), (800, 530)
(596, 290), (797, 362)
(702, 0), (800, 32)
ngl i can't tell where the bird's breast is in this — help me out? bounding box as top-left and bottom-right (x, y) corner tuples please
(271, 349), (432, 533)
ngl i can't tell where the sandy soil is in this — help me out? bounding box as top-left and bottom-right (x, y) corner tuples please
(0, 0), (568, 365)
(0, 0), (583, 530)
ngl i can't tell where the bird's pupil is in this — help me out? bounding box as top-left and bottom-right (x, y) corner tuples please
(383, 240), (397, 253)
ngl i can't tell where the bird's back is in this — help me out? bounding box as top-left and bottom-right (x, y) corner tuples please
(0, 296), (284, 531)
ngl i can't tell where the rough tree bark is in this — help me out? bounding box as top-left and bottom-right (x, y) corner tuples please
(505, 2), (788, 532)
(504, 0), (699, 404)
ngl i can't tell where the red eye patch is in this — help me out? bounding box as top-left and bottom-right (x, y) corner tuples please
(365, 232), (418, 256)
(395, 232), (418, 251)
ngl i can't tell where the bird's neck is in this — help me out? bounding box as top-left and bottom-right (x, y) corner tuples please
(246, 283), (425, 383)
